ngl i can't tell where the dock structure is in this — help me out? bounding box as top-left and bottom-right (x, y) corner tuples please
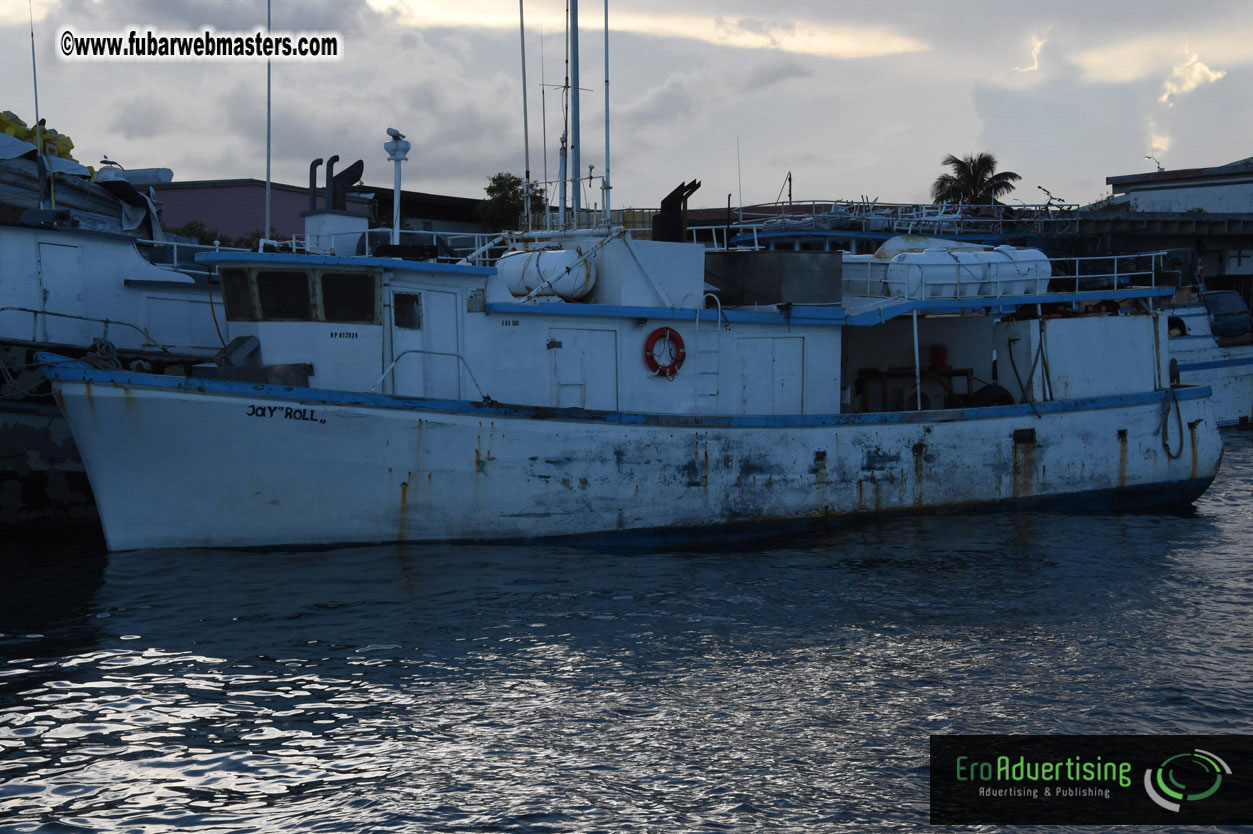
(682, 200), (1253, 302)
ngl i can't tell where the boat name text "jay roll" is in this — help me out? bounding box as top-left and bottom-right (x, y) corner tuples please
(244, 404), (327, 424)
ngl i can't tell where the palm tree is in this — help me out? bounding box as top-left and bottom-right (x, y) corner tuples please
(930, 152), (1021, 204)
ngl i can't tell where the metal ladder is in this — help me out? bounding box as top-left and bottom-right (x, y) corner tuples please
(695, 293), (726, 411)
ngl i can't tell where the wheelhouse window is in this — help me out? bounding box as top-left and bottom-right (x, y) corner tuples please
(256, 271), (312, 321)
(321, 272), (377, 324)
(393, 292), (422, 330)
(219, 268), (255, 321)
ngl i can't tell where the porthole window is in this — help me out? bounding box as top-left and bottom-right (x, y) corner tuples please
(256, 271), (312, 321)
(394, 292), (423, 330)
(219, 268), (255, 321)
(321, 272), (377, 324)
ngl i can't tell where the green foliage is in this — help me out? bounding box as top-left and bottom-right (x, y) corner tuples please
(930, 152), (1021, 204)
(475, 172), (546, 231)
(163, 220), (272, 250)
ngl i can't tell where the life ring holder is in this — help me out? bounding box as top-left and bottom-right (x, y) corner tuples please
(644, 327), (685, 379)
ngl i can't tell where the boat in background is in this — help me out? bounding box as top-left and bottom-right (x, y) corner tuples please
(0, 212), (230, 525)
(1166, 289), (1253, 427)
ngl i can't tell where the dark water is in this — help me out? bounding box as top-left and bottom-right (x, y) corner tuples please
(3, 440), (1253, 833)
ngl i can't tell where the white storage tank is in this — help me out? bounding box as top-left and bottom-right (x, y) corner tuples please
(498, 249), (598, 300)
(989, 246), (1051, 295)
(886, 249), (983, 299)
(854, 246), (1052, 299)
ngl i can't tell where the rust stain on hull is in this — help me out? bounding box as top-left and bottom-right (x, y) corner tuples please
(1012, 441), (1037, 500)
(1189, 421), (1199, 480)
(911, 442), (926, 508)
(1117, 430), (1128, 488)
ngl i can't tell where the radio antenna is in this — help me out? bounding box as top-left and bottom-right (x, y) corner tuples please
(28, 0), (45, 209)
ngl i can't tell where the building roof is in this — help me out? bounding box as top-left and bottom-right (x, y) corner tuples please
(152, 174), (365, 196)
(1107, 157), (1253, 191)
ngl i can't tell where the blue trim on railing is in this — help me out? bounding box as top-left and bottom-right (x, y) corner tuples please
(1177, 356), (1253, 372)
(490, 288), (1173, 327)
(38, 352), (1211, 429)
(195, 250), (495, 276)
(486, 301), (846, 326)
(842, 287), (1174, 326)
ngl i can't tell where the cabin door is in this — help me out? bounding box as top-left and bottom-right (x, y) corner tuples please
(739, 336), (804, 414)
(548, 328), (618, 410)
(386, 287), (461, 399)
(37, 243), (90, 345)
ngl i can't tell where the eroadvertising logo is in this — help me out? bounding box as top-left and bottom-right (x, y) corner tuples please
(1143, 749), (1231, 812)
(930, 735), (1253, 824)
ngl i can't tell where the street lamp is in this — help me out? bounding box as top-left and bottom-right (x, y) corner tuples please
(1145, 155), (1164, 172)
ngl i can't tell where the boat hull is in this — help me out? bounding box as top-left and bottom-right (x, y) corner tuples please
(1172, 347), (1253, 428)
(47, 367), (1221, 551)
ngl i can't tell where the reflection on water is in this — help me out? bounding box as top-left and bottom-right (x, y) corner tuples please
(3, 438), (1253, 832)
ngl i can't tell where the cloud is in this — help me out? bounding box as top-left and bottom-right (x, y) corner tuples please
(1073, 32), (1249, 83)
(1013, 34), (1046, 73)
(1159, 51), (1225, 104)
(368, 1), (928, 60)
(1148, 121), (1171, 156)
(739, 57), (813, 92)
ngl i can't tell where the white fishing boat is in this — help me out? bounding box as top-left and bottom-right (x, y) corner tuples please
(34, 0), (1224, 549)
(1165, 291), (1253, 427)
(40, 189), (1221, 550)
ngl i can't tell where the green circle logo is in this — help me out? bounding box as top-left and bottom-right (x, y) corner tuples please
(1144, 749), (1231, 812)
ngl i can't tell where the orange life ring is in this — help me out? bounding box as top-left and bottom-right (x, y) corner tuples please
(644, 327), (685, 378)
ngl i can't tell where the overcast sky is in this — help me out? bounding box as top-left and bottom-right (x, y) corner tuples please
(3, 0), (1250, 209)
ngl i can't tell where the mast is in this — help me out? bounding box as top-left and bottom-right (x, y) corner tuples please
(602, 0), (610, 223)
(264, 0), (272, 246)
(540, 27), (550, 229)
(569, 0), (581, 226)
(558, 130), (568, 226)
(518, 1), (532, 228)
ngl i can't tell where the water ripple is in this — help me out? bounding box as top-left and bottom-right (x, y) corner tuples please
(3, 437), (1253, 832)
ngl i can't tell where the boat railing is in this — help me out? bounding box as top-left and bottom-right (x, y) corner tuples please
(136, 238), (250, 276)
(840, 251), (1168, 301)
(700, 199), (1086, 246)
(289, 228), (509, 265)
(372, 348), (489, 398)
(0, 306), (179, 354)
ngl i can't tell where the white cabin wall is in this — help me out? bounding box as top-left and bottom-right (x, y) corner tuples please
(1041, 314), (1160, 399)
(0, 227), (42, 341)
(460, 308), (843, 415)
(1155, 312), (1172, 389)
(256, 320), (383, 391)
(590, 239), (705, 309)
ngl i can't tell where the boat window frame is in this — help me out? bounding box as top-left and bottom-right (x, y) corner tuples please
(393, 291), (423, 330)
(255, 269), (315, 322)
(317, 269), (380, 325)
(218, 267), (256, 322)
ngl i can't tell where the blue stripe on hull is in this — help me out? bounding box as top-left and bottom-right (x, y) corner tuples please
(1177, 356), (1253, 372)
(39, 353), (1213, 430)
